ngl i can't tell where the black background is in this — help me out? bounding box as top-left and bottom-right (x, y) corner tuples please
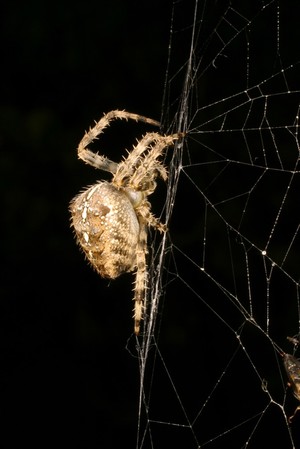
(0, 1), (180, 447)
(2, 1), (300, 448)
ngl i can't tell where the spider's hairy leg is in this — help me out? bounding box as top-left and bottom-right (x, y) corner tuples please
(114, 132), (183, 188)
(137, 201), (167, 233)
(133, 202), (167, 335)
(77, 110), (160, 172)
(122, 132), (183, 171)
(133, 219), (149, 335)
(77, 152), (119, 174)
(133, 132), (184, 182)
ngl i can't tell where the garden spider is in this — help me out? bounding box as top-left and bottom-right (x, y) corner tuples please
(283, 352), (300, 422)
(70, 110), (183, 335)
(283, 337), (300, 422)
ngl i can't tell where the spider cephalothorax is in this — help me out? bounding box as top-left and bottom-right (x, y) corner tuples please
(70, 110), (183, 335)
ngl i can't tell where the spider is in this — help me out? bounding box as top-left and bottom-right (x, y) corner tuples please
(282, 336), (300, 422)
(283, 352), (300, 422)
(70, 110), (183, 335)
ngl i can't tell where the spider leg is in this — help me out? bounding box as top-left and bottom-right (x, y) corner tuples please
(77, 151), (119, 174)
(133, 201), (167, 335)
(114, 132), (183, 188)
(133, 218), (148, 335)
(137, 201), (167, 232)
(77, 110), (160, 173)
(288, 405), (300, 423)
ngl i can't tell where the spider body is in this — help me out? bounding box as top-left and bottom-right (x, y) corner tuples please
(70, 110), (183, 335)
(71, 182), (139, 278)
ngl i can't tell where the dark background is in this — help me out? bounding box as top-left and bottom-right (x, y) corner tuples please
(0, 1), (181, 447)
(1, 1), (300, 448)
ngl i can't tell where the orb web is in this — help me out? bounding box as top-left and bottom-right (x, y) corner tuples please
(132, 2), (300, 448)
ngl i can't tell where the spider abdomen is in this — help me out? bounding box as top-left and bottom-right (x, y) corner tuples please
(70, 181), (139, 278)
